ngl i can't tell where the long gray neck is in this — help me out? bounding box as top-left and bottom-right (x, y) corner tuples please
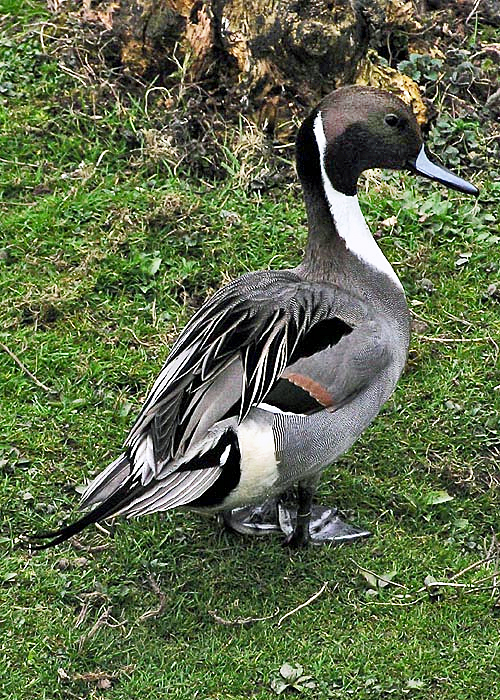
(296, 110), (403, 296)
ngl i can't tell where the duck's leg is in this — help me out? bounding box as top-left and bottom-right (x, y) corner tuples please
(278, 475), (371, 546)
(281, 476), (318, 548)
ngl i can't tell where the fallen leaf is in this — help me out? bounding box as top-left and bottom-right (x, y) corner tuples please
(455, 253), (471, 267)
(57, 667), (70, 682)
(280, 663), (303, 682)
(378, 570), (398, 589)
(2, 572), (17, 583)
(360, 568), (398, 589)
(425, 490), (454, 505)
(148, 256), (162, 276)
(360, 570), (378, 588)
(271, 677), (289, 695)
(381, 215), (398, 228)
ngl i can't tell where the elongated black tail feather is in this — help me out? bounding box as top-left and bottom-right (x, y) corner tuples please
(27, 479), (146, 550)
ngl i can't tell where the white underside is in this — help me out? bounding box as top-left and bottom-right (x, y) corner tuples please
(313, 113), (402, 290)
(222, 414), (279, 508)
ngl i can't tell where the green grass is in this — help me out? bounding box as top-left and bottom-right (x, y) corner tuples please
(1, 4), (499, 699)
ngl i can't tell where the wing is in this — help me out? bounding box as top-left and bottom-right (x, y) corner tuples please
(31, 270), (361, 546)
(123, 270), (356, 484)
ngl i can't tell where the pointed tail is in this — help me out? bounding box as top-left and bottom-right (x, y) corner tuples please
(27, 454), (143, 550)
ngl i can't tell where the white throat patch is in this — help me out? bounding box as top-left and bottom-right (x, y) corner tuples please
(313, 112), (402, 289)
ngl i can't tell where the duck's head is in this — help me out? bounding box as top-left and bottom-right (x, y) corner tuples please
(297, 85), (478, 197)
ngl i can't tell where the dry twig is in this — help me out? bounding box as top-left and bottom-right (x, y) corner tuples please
(449, 552), (498, 581)
(75, 592), (110, 628)
(419, 335), (487, 344)
(357, 535), (500, 607)
(278, 581), (330, 626)
(78, 605), (127, 650)
(0, 342), (57, 394)
(208, 582), (332, 628)
(208, 609), (279, 627)
(71, 539), (111, 553)
(136, 573), (167, 622)
(466, 0), (483, 24)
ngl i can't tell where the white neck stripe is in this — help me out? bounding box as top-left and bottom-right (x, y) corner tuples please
(313, 112), (402, 289)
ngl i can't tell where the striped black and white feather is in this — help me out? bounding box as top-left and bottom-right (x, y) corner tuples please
(114, 271), (354, 486)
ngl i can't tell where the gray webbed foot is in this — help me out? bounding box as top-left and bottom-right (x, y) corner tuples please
(222, 500), (370, 546)
(221, 499), (282, 536)
(278, 503), (371, 546)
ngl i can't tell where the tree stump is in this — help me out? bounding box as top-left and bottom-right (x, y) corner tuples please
(76, 0), (428, 121)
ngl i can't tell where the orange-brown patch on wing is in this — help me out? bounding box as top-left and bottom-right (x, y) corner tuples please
(282, 371), (334, 409)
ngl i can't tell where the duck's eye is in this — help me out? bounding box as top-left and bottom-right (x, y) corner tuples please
(384, 114), (400, 127)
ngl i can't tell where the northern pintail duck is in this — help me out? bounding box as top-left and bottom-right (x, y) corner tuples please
(33, 86), (478, 549)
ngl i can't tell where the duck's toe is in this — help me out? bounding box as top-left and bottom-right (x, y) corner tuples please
(278, 504), (371, 545)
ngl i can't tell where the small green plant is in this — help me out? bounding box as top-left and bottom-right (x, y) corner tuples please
(398, 53), (444, 84)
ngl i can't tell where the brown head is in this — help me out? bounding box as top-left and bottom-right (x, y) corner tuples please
(297, 85), (478, 197)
